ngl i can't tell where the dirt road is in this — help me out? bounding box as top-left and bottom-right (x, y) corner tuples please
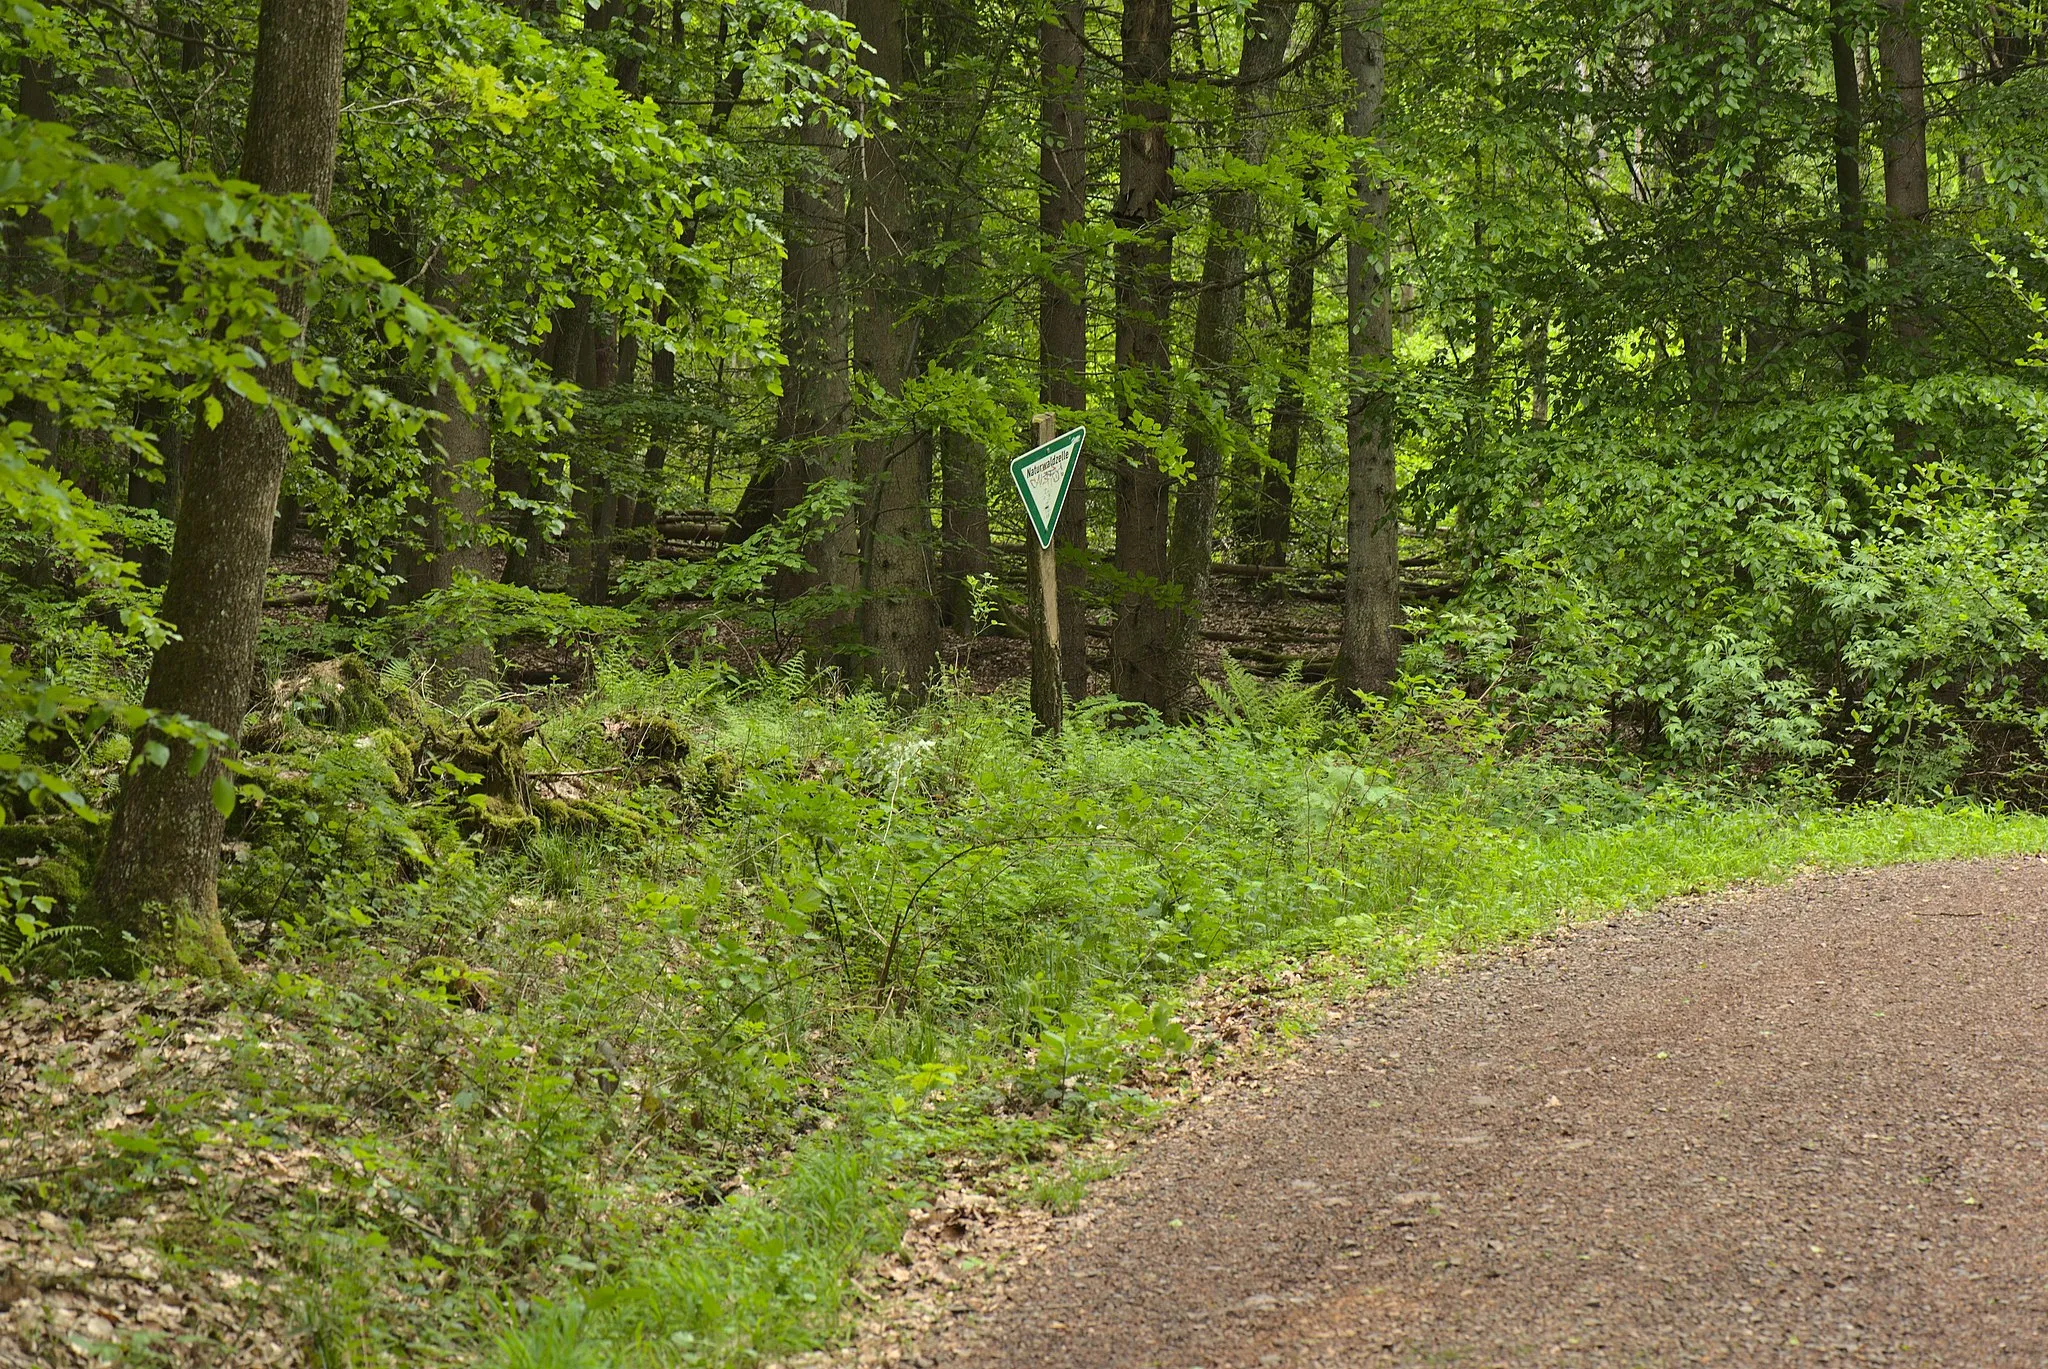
(922, 859), (2048, 1367)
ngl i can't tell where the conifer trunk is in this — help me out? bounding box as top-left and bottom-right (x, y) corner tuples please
(851, 0), (939, 697)
(86, 0), (350, 977)
(1335, 0), (1399, 699)
(1830, 0), (1870, 375)
(772, 0), (857, 646)
(1877, 0), (1928, 344)
(1255, 215), (1317, 566)
(1107, 0), (1177, 713)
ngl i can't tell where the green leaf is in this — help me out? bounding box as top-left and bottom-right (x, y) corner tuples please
(211, 771), (236, 819)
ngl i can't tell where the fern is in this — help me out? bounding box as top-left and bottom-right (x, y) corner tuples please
(377, 656), (417, 697)
(1199, 658), (1335, 743)
(0, 909), (96, 983)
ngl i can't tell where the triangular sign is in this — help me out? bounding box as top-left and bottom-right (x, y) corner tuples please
(1009, 426), (1085, 549)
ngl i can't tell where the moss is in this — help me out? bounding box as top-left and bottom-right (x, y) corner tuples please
(0, 818), (100, 915)
(283, 656), (392, 732)
(604, 711), (689, 765)
(422, 706), (538, 808)
(156, 898), (242, 981)
(694, 752), (745, 812)
(352, 729), (420, 798)
(462, 794), (538, 846)
(534, 796), (649, 833)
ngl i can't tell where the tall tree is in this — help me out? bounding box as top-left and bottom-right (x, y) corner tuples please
(85, 0), (351, 975)
(1829, 0), (1870, 375)
(773, 0), (858, 648)
(1107, 0), (1177, 712)
(850, 0), (940, 696)
(1158, 0), (1303, 712)
(501, 298), (588, 589)
(926, 0), (995, 637)
(1040, 0), (1090, 699)
(1334, 0), (1398, 697)
(1876, 0), (1928, 344)
(1254, 212), (1318, 566)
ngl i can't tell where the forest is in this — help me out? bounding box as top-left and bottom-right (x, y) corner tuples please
(5, 0), (2048, 1362)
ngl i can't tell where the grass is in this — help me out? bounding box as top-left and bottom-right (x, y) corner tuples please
(4, 659), (2043, 1367)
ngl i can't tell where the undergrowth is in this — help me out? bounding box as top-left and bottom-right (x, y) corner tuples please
(4, 660), (2044, 1367)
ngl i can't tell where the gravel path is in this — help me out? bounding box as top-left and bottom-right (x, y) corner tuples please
(922, 858), (2048, 1367)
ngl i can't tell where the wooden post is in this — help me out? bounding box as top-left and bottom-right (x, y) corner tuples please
(1028, 412), (1064, 735)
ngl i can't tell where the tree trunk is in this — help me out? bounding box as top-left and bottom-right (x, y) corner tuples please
(629, 297), (674, 559)
(501, 298), (587, 589)
(850, 0), (939, 698)
(1041, 0), (1090, 698)
(127, 398), (186, 587)
(1830, 0), (1870, 377)
(1524, 314), (1549, 428)
(772, 0), (857, 650)
(938, 428), (990, 629)
(1255, 214), (1317, 566)
(1876, 0), (1928, 345)
(566, 322), (608, 601)
(8, 60), (64, 474)
(1107, 0), (1176, 713)
(1335, 0), (1399, 699)
(393, 307), (497, 689)
(1159, 0), (1301, 716)
(1468, 212), (1492, 464)
(86, 0), (349, 977)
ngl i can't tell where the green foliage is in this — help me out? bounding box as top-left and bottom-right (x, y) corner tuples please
(375, 577), (638, 669)
(12, 666), (2040, 1366)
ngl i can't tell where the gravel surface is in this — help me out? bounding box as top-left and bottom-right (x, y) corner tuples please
(922, 858), (2048, 1367)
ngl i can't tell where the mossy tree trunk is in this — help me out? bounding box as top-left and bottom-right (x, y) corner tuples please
(848, 0), (940, 698)
(85, 0), (350, 978)
(1335, 0), (1400, 700)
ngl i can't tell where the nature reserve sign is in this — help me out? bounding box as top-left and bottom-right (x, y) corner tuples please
(1008, 426), (1085, 549)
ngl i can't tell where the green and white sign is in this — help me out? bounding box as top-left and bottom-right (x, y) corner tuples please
(1009, 426), (1085, 549)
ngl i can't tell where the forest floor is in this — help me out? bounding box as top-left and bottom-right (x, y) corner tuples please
(856, 858), (2048, 1368)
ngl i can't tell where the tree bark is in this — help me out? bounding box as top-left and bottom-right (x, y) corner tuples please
(1107, 0), (1177, 713)
(566, 321), (607, 601)
(394, 326), (497, 688)
(629, 297), (674, 558)
(86, 0), (350, 977)
(391, 257), (497, 660)
(1876, 0), (1928, 345)
(771, 0), (857, 649)
(1041, 0), (1090, 698)
(1255, 214), (1317, 566)
(1335, 0), (1399, 699)
(1158, 0), (1301, 716)
(850, 0), (939, 698)
(501, 298), (587, 589)
(1830, 0), (1870, 376)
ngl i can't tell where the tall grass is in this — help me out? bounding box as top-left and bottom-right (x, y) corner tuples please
(472, 665), (2048, 1366)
